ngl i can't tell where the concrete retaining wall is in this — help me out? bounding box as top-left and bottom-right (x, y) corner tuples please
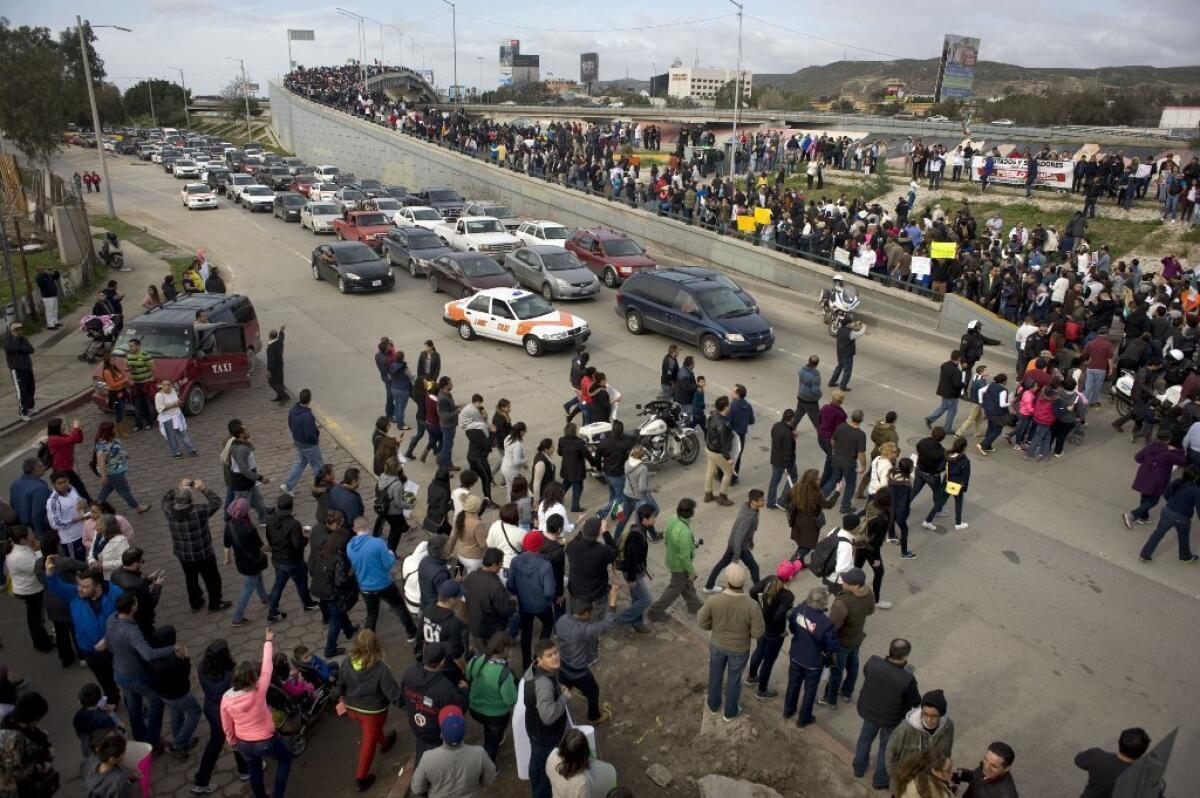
(270, 83), (943, 332)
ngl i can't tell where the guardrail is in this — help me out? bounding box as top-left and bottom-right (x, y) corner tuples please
(293, 90), (945, 303)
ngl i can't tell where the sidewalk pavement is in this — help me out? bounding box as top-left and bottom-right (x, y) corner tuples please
(0, 235), (175, 434)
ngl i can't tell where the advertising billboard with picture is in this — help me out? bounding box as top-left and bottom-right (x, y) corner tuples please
(581, 52), (599, 84)
(935, 34), (980, 101)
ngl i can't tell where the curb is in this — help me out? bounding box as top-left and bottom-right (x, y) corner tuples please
(0, 385), (93, 450)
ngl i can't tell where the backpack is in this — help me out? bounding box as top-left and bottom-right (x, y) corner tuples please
(373, 484), (390, 517)
(36, 441), (52, 469)
(808, 528), (844, 578)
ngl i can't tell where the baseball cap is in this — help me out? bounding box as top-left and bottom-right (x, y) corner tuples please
(438, 705), (465, 744)
(843, 567), (867, 586)
(437, 580), (463, 600)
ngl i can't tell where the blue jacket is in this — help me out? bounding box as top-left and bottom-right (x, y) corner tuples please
(329, 484), (365, 525)
(288, 403), (320, 447)
(388, 359), (413, 393)
(796, 366), (822, 402)
(787, 604), (838, 668)
(10, 474), (51, 533)
(729, 398), (756, 437)
(507, 551), (555, 614)
(45, 576), (123, 654)
(1163, 480), (1200, 519)
(347, 533), (396, 592)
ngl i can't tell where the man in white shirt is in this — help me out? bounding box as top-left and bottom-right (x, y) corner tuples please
(986, 213), (1003, 239)
(1014, 316), (1038, 356)
(4, 526), (54, 651)
(46, 471), (87, 560)
(1050, 269), (1071, 308)
(826, 514), (862, 592)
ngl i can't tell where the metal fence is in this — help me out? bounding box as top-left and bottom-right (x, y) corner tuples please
(299, 94), (945, 303)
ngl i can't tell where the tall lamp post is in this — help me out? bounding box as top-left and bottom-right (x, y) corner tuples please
(476, 56), (483, 102)
(76, 16), (130, 218)
(168, 66), (190, 129)
(442, 0), (458, 105)
(226, 57), (254, 142)
(386, 25), (404, 68)
(361, 15), (384, 66)
(727, 0), (744, 182)
(335, 8), (366, 83)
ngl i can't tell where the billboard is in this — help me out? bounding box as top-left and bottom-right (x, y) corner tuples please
(416, 68), (435, 87)
(935, 34), (980, 101)
(581, 52), (598, 84)
(499, 40), (517, 67)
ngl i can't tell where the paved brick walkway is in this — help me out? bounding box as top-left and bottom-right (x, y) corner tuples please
(0, 370), (410, 797)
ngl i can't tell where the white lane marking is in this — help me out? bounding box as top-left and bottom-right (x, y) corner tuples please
(775, 345), (928, 402)
(0, 430), (44, 468)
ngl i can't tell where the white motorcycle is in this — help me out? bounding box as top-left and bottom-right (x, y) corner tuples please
(579, 399), (701, 471)
(819, 285), (861, 337)
(1111, 370), (1180, 417)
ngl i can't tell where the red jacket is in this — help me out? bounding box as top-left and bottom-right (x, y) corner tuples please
(1032, 395), (1056, 426)
(48, 428), (84, 470)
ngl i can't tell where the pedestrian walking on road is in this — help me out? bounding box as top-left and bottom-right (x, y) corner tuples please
(822, 409), (867, 513)
(222, 419), (269, 525)
(1073, 727), (1150, 798)
(955, 366), (990, 440)
(266, 327), (288, 403)
(93, 422), (150, 514)
(348, 516), (419, 638)
(830, 318), (865, 391)
(647, 498), (704, 622)
(223, 497), (269, 626)
(703, 396), (736, 506)
(107, 592), (176, 745)
(193, 640), (250, 792)
(34, 266), (61, 330)
(1138, 465), (1200, 563)
(387, 350), (414, 430)
(660, 344), (679, 398)
(704, 490), (765, 592)
(335, 629), (402, 791)
(698, 562), (764, 722)
(745, 560), (800, 700)
(520, 639), (569, 798)
(817, 391), (848, 487)
(787, 469), (838, 562)
(925, 350), (964, 432)
(852, 638), (921, 790)
(554, 585), (619, 725)
(766, 410), (798, 510)
(282, 389), (323, 496)
(781, 585), (838, 727)
(729, 384), (756, 484)
(220, 628), (293, 798)
(375, 337), (395, 420)
(944, 438), (972, 531)
(412, 704), (497, 797)
(795, 355), (823, 430)
(5, 322), (36, 421)
(1123, 432), (1185, 528)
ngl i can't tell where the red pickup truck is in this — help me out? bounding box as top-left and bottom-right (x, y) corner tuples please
(333, 210), (392, 251)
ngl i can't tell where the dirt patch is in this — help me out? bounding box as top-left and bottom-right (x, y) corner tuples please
(484, 621), (871, 797)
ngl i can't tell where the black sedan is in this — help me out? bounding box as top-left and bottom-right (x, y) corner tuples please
(272, 192), (306, 222)
(311, 241), (394, 294)
(383, 226), (453, 277)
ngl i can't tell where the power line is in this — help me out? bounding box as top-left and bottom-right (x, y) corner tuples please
(455, 11), (736, 35)
(743, 15), (907, 61)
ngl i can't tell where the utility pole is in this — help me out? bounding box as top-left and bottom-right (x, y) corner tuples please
(336, 8), (366, 83)
(386, 25), (404, 68)
(169, 66), (190, 128)
(727, 0), (744, 181)
(227, 57), (253, 142)
(147, 79), (157, 128)
(76, 16), (129, 218)
(442, 1), (458, 105)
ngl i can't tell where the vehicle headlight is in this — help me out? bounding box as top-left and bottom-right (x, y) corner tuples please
(554, 277), (569, 286)
(724, 332), (745, 342)
(545, 330), (570, 340)
(345, 272), (362, 280)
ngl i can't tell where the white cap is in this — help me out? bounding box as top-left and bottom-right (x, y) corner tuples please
(833, 274), (844, 282)
(967, 320), (979, 330)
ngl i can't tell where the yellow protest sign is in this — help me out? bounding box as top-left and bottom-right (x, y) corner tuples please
(753, 207), (772, 225)
(930, 241), (957, 259)
(736, 215), (757, 232)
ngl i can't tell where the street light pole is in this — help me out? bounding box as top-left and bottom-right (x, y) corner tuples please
(76, 16), (130, 218)
(727, 0), (744, 182)
(147, 79), (157, 128)
(336, 8), (366, 82)
(169, 66), (190, 129)
(386, 25), (404, 68)
(477, 56), (483, 102)
(442, 0), (458, 105)
(227, 57), (253, 142)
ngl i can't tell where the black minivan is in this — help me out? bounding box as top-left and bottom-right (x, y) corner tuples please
(615, 268), (774, 360)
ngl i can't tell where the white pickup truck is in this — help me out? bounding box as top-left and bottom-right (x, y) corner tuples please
(433, 216), (522, 259)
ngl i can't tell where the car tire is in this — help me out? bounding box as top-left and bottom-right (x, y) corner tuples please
(541, 283), (555, 302)
(429, 273), (440, 293)
(407, 258), (419, 278)
(603, 268), (619, 288)
(337, 276), (348, 294)
(457, 321), (475, 341)
(523, 335), (544, 357)
(625, 311), (644, 335)
(311, 261), (322, 281)
(183, 385), (206, 416)
(701, 334), (723, 361)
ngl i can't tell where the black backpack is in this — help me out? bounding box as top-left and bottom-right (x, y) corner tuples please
(36, 441), (52, 469)
(808, 528), (843, 578)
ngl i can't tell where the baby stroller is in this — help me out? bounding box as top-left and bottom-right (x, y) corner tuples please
(78, 314), (116, 363)
(266, 653), (336, 755)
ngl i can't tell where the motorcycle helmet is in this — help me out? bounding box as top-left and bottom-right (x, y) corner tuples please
(833, 274), (845, 283)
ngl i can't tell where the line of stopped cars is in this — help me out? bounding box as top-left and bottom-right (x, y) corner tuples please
(147, 137), (774, 360)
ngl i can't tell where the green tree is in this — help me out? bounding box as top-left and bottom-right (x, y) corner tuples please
(58, 22), (105, 126)
(0, 19), (68, 168)
(714, 79), (751, 109)
(94, 82), (124, 127)
(123, 79), (188, 126)
(221, 77), (262, 122)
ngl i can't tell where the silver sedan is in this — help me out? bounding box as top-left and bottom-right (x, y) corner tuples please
(504, 245), (600, 301)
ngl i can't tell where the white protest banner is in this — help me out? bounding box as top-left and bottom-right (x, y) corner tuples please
(911, 256), (932, 277)
(852, 252), (874, 276)
(834, 247), (851, 266)
(970, 156), (1073, 189)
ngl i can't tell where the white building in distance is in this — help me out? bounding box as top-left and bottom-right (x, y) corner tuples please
(667, 67), (753, 105)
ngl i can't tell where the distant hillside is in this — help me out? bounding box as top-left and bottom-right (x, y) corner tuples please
(757, 59), (1200, 100)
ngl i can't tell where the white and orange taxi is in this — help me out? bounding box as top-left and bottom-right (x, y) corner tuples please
(442, 288), (590, 356)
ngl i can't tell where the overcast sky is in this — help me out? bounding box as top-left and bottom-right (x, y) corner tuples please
(7, 0), (1199, 94)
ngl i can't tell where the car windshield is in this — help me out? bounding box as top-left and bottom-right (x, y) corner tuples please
(360, 180), (383, 188)
(356, 213), (388, 226)
(185, 185), (209, 194)
(427, 189), (462, 202)
(697, 287), (754, 318)
(245, 187), (272, 196)
(340, 190), (365, 200)
(482, 206), (512, 218)
(412, 209), (442, 220)
(112, 326), (190, 358)
(295, 175), (314, 183)
(602, 239), (642, 257)
(465, 219), (504, 234)
(232, 175), (252, 184)
(320, 167), (339, 175)
(336, 246), (381, 265)
(709, 273), (740, 291)
(460, 257), (505, 277)
(408, 233), (443, 250)
(280, 195), (305, 206)
(309, 204), (338, 215)
(373, 199), (401, 209)
(510, 294), (554, 320)
(175, 160), (195, 167)
(541, 226), (570, 240)
(207, 167), (228, 175)
(541, 252), (583, 271)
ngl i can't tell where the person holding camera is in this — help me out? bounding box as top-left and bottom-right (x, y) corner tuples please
(953, 742), (1019, 797)
(162, 479), (228, 614)
(647, 498), (704, 622)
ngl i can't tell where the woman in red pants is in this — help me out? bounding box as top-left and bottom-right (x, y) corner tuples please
(335, 629), (403, 791)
